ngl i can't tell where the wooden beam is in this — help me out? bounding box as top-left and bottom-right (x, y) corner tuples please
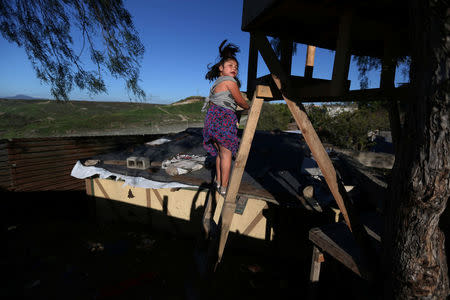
(254, 74), (407, 102)
(216, 93), (265, 267)
(280, 38), (293, 75)
(246, 32), (258, 100)
(330, 12), (352, 96)
(381, 34), (401, 155)
(253, 75), (349, 100)
(310, 246), (324, 282)
(253, 32), (289, 83)
(305, 45), (316, 79)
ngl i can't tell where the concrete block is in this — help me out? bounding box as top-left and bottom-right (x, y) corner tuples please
(127, 156), (150, 170)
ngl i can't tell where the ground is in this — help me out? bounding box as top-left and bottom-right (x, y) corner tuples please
(1, 190), (379, 300)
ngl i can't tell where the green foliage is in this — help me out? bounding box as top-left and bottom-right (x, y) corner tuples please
(256, 103), (292, 131)
(307, 105), (390, 151)
(0, 99), (206, 138)
(0, 0), (145, 101)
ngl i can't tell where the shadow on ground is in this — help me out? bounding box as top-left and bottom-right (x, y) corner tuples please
(1, 189), (389, 300)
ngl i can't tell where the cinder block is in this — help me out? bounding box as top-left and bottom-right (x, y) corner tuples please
(127, 156), (150, 170)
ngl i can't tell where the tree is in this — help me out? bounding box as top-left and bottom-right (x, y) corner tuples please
(0, 0), (145, 101)
(383, 0), (450, 298)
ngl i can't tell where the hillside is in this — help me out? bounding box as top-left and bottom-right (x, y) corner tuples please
(170, 96), (205, 106)
(0, 98), (205, 139)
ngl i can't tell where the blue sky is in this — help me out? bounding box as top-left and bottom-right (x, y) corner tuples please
(0, 0), (406, 104)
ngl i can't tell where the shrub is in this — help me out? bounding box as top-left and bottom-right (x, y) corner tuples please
(307, 104), (390, 150)
(256, 103), (292, 130)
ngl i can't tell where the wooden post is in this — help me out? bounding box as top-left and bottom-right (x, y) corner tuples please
(330, 12), (352, 96)
(310, 246), (324, 282)
(305, 45), (316, 79)
(246, 32), (258, 101)
(216, 93), (265, 267)
(280, 38), (293, 75)
(381, 36), (401, 155)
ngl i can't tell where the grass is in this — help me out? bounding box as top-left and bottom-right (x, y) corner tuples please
(0, 99), (206, 139)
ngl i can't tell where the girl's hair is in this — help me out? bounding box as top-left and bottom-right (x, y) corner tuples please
(205, 40), (241, 87)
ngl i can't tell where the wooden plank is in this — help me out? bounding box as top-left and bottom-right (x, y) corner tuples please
(309, 211), (382, 281)
(381, 34), (401, 153)
(309, 225), (364, 278)
(304, 45), (316, 79)
(254, 32), (289, 83)
(310, 246), (323, 282)
(86, 178), (94, 196)
(171, 174), (279, 203)
(94, 178), (110, 199)
(252, 74), (350, 100)
(246, 32), (259, 100)
(242, 204), (268, 235)
(146, 188), (151, 208)
(330, 11), (352, 96)
(280, 38), (293, 75)
(216, 94), (265, 265)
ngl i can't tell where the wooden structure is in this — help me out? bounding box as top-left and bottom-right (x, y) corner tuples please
(214, 0), (410, 279)
(85, 178), (273, 241)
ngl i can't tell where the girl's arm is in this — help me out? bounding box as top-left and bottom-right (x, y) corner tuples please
(223, 81), (250, 110)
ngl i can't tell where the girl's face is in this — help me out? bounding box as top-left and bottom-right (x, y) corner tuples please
(219, 59), (238, 78)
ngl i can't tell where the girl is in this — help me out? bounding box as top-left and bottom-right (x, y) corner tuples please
(202, 40), (250, 196)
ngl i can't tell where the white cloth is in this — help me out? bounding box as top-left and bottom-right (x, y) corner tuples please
(70, 161), (196, 189)
(162, 154), (206, 176)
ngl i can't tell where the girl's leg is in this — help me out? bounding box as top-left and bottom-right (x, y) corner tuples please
(214, 142), (221, 187)
(218, 145), (232, 188)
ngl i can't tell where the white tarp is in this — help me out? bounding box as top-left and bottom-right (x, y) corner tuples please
(70, 161), (196, 189)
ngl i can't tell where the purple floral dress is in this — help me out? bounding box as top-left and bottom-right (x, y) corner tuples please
(203, 104), (239, 157)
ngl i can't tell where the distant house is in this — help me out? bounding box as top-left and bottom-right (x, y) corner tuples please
(305, 104), (357, 117)
(325, 105), (357, 117)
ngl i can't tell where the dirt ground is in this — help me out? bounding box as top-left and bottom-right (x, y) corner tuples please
(1, 190), (378, 300)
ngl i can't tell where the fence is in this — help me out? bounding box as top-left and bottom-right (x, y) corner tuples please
(0, 134), (162, 192)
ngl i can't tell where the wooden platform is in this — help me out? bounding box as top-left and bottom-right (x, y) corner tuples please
(86, 178), (274, 241)
(242, 0), (410, 58)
